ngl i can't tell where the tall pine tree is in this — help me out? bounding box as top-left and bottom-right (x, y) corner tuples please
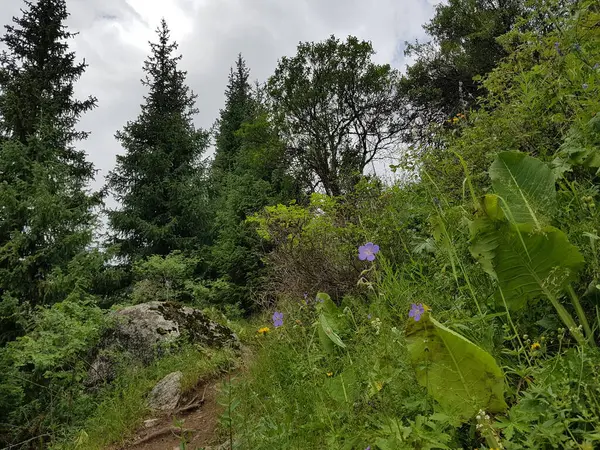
(0, 0), (101, 330)
(106, 19), (209, 262)
(209, 58), (298, 311)
(210, 54), (254, 189)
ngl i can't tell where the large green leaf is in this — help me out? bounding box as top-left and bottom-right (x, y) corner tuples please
(324, 369), (357, 405)
(468, 216), (501, 279)
(473, 222), (585, 310)
(315, 292), (348, 351)
(319, 313), (346, 349)
(406, 313), (506, 422)
(489, 152), (556, 227)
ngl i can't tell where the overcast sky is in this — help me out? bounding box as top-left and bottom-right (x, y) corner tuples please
(1, 0), (438, 207)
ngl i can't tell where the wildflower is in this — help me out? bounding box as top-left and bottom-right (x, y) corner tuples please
(358, 242), (380, 261)
(257, 327), (270, 335)
(583, 83), (589, 90)
(554, 42), (562, 56)
(367, 314), (372, 320)
(594, 63), (600, 70)
(531, 342), (541, 351)
(409, 303), (425, 322)
(366, 447), (371, 450)
(272, 311), (284, 327)
(327, 372), (333, 377)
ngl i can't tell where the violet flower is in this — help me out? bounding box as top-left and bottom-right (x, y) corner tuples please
(272, 311), (284, 327)
(409, 303), (425, 322)
(358, 242), (380, 261)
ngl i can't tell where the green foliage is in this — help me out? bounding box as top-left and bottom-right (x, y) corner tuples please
(207, 58), (298, 312)
(0, 300), (106, 447)
(489, 152), (557, 226)
(106, 19), (209, 262)
(131, 251), (198, 303)
(400, 0), (524, 145)
(406, 311), (507, 423)
(268, 35), (405, 196)
(316, 293), (347, 350)
(0, 0), (101, 323)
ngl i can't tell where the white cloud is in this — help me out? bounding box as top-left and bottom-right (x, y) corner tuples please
(1, 0), (437, 202)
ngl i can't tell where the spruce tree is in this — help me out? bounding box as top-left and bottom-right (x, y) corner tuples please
(209, 59), (298, 310)
(106, 19), (209, 262)
(0, 0), (100, 323)
(210, 54), (254, 189)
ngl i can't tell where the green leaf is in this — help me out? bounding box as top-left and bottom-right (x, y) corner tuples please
(317, 321), (335, 353)
(489, 152), (556, 227)
(324, 369), (356, 404)
(406, 313), (507, 422)
(319, 313), (346, 349)
(468, 217), (501, 279)
(490, 223), (584, 310)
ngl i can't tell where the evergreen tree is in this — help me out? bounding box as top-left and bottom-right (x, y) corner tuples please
(210, 54), (254, 189)
(209, 59), (297, 311)
(0, 0), (101, 331)
(106, 19), (209, 262)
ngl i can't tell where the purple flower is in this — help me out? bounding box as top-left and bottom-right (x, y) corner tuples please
(367, 314), (372, 320)
(358, 242), (380, 261)
(594, 63), (600, 70)
(366, 447), (371, 450)
(409, 303), (425, 322)
(554, 42), (563, 56)
(272, 311), (284, 327)
(583, 83), (589, 90)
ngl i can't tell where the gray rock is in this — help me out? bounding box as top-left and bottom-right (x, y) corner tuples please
(143, 418), (160, 428)
(147, 371), (183, 411)
(85, 301), (239, 386)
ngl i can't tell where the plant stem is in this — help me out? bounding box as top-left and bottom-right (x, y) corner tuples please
(567, 284), (594, 345)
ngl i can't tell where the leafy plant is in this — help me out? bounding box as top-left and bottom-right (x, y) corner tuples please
(405, 310), (506, 422)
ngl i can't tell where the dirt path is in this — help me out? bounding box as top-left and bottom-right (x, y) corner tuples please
(113, 347), (252, 450)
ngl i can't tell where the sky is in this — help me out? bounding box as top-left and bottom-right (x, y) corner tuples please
(0, 0), (439, 208)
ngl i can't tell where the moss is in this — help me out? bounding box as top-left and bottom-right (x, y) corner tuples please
(157, 301), (240, 349)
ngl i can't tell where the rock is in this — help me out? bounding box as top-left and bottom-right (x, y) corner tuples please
(147, 371), (183, 411)
(143, 418), (160, 428)
(85, 301), (239, 386)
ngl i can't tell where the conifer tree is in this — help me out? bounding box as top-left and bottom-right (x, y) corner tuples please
(106, 19), (209, 262)
(209, 58), (298, 310)
(0, 0), (101, 321)
(210, 54), (254, 189)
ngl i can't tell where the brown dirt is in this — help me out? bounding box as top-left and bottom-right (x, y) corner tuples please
(112, 347), (252, 450)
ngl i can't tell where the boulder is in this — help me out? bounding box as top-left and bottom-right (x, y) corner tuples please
(147, 371), (183, 411)
(85, 301), (238, 386)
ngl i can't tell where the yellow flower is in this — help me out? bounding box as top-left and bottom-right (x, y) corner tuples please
(531, 342), (541, 351)
(257, 327), (270, 335)
(375, 381), (383, 391)
(326, 372), (333, 377)
(423, 304), (432, 312)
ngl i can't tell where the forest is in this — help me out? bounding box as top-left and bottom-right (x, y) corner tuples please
(1, 0), (600, 448)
